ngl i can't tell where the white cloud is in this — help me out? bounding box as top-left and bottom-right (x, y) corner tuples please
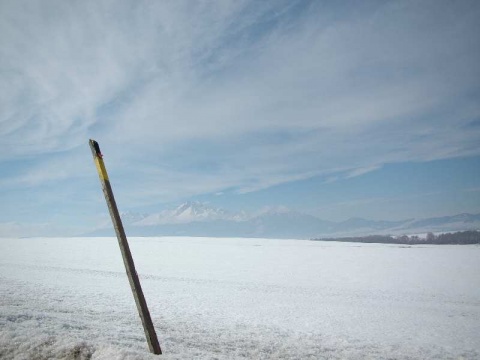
(1, 0), (479, 207)
(346, 166), (381, 179)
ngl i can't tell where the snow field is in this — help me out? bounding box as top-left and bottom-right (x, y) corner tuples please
(1, 237), (479, 359)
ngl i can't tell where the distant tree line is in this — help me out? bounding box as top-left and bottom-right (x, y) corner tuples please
(313, 230), (480, 245)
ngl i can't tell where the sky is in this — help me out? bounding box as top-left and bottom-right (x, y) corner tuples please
(1, 0), (480, 237)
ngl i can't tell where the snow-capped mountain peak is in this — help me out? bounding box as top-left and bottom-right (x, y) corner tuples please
(172, 201), (229, 221)
(133, 202), (242, 226)
(120, 211), (148, 224)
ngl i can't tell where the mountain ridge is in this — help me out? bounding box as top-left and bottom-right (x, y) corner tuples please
(86, 202), (480, 239)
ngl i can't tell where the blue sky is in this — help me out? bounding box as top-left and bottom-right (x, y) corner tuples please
(1, 0), (479, 236)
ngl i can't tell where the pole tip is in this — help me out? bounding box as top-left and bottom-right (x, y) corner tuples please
(89, 139), (103, 158)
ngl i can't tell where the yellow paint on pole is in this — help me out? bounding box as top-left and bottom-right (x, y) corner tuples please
(94, 157), (109, 181)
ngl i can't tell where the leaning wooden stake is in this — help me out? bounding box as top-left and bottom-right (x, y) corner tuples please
(89, 139), (162, 355)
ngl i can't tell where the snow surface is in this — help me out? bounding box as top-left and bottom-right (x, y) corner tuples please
(1, 237), (479, 359)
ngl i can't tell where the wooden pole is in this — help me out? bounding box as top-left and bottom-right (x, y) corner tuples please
(89, 139), (162, 355)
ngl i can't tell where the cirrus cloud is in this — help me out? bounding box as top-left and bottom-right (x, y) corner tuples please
(1, 0), (479, 210)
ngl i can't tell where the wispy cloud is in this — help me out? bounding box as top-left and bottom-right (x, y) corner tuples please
(464, 187), (480, 193)
(1, 0), (479, 208)
(346, 165), (381, 179)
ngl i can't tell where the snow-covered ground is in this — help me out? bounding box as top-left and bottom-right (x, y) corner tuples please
(1, 237), (479, 359)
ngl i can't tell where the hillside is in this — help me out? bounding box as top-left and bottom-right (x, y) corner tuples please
(87, 202), (480, 239)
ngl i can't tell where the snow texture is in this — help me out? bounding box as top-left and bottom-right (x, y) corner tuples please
(1, 237), (479, 359)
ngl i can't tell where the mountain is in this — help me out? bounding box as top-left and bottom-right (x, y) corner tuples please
(120, 211), (149, 224)
(86, 202), (480, 239)
(134, 201), (242, 226)
(249, 207), (335, 238)
(396, 213), (480, 233)
(334, 217), (411, 233)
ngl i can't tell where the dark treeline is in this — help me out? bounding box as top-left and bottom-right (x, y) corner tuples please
(313, 230), (480, 245)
